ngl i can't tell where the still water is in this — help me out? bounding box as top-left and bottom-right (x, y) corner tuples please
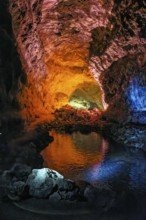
(41, 131), (146, 193)
(41, 131), (108, 182)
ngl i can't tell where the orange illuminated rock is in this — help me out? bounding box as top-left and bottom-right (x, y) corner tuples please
(9, 0), (146, 125)
(17, 42), (103, 123)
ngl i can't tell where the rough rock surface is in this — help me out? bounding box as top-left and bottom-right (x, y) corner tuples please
(100, 54), (146, 123)
(27, 168), (63, 198)
(2, 163), (32, 200)
(1, 140), (146, 214)
(1, 164), (138, 213)
(8, 0), (146, 124)
(26, 168), (80, 200)
(0, 123), (53, 171)
(103, 123), (146, 149)
(1, 166), (81, 201)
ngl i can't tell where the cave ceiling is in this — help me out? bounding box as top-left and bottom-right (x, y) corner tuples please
(7, 0), (146, 123)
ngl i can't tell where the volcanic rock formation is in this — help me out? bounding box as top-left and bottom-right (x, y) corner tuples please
(8, 0), (146, 126)
(0, 0), (145, 139)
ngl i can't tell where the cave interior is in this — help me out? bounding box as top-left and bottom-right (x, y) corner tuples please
(0, 0), (146, 220)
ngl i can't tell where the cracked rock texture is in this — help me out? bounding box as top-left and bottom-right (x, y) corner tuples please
(9, 0), (146, 124)
(1, 166), (81, 201)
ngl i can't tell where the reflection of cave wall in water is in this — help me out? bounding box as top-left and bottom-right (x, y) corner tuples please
(87, 143), (146, 192)
(71, 132), (102, 154)
(9, 0), (146, 124)
(41, 131), (105, 180)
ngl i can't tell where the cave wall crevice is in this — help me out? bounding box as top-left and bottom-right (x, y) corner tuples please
(8, 0), (146, 125)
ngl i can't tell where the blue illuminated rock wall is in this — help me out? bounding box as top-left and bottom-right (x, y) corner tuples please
(126, 73), (146, 112)
(101, 55), (146, 125)
(125, 69), (146, 124)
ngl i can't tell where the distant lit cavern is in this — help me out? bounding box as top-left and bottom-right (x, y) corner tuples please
(6, 0), (145, 128)
(0, 1), (146, 219)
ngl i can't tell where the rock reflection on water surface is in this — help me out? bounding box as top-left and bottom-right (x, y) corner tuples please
(86, 143), (146, 194)
(42, 131), (146, 194)
(41, 131), (108, 181)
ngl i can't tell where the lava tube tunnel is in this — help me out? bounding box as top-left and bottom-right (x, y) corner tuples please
(0, 0), (146, 220)
(17, 41), (105, 125)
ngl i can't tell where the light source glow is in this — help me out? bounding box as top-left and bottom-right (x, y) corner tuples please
(69, 97), (91, 109)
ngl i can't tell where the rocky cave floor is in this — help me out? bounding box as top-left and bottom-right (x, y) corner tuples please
(0, 112), (146, 220)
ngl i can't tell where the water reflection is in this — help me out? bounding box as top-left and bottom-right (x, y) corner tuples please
(86, 143), (146, 193)
(41, 131), (146, 194)
(41, 131), (108, 180)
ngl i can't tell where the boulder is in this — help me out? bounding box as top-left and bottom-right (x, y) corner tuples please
(1, 163), (32, 200)
(26, 168), (63, 198)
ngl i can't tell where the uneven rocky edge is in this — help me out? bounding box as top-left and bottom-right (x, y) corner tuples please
(0, 124), (141, 214)
(101, 122), (146, 149)
(0, 164), (137, 214)
(8, 0), (146, 124)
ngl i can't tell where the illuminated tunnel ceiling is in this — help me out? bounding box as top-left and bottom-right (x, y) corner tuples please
(9, 0), (146, 123)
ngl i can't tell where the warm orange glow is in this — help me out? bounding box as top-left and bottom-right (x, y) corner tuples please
(18, 43), (103, 124)
(17, 74), (52, 124)
(45, 43), (103, 111)
(41, 131), (106, 178)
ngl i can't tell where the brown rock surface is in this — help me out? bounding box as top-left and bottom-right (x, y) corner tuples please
(9, 0), (146, 123)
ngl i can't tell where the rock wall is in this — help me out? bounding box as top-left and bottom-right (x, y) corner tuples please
(101, 54), (146, 124)
(90, 0), (146, 124)
(0, 0), (29, 134)
(8, 0), (110, 122)
(9, 0), (146, 124)
(0, 0), (24, 113)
